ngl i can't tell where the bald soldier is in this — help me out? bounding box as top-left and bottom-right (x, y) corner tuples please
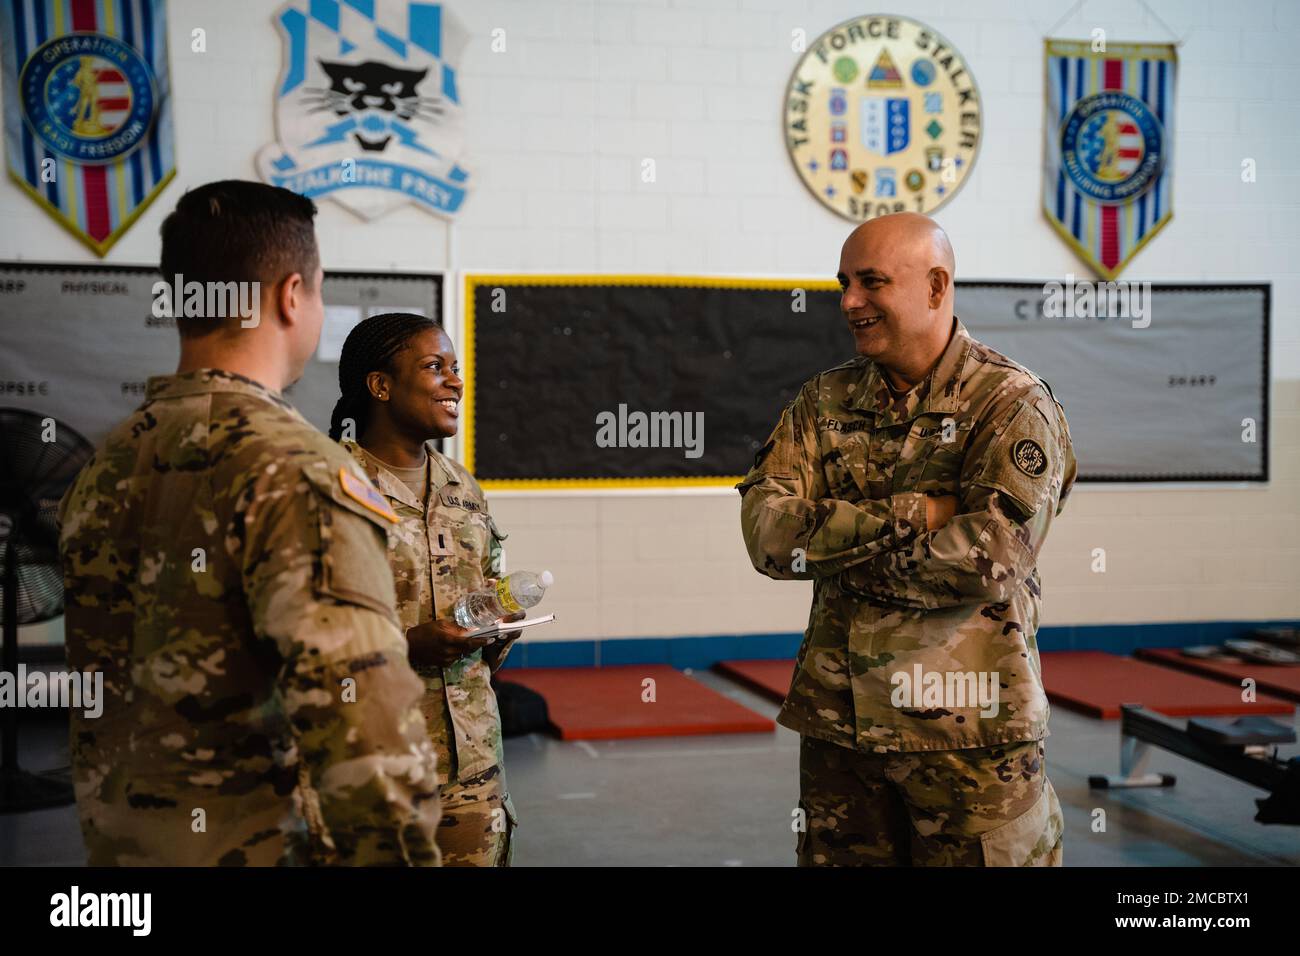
(58, 181), (442, 865)
(739, 213), (1075, 866)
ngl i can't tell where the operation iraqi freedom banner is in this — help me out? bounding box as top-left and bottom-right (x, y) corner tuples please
(0, 262), (441, 444)
(0, 0), (176, 256)
(463, 276), (1267, 489)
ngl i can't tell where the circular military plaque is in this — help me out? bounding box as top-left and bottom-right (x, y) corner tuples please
(784, 15), (983, 222)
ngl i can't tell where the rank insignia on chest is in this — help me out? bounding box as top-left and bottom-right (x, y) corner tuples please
(339, 467), (399, 523)
(1013, 439), (1048, 477)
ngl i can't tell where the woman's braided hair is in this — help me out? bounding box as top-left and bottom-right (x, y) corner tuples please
(328, 311), (440, 441)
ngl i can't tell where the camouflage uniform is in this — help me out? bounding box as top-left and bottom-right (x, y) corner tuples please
(739, 320), (1075, 866)
(798, 737), (1062, 866)
(344, 440), (517, 867)
(58, 369), (442, 867)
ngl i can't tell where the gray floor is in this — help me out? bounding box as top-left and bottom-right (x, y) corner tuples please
(4, 668), (1299, 866)
(505, 669), (1300, 866)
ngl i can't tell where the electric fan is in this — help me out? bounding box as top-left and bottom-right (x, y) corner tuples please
(0, 408), (93, 813)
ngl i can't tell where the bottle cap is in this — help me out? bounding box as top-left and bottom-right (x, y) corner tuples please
(539, 570), (554, 589)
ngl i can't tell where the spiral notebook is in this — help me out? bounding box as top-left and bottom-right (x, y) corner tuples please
(468, 613), (556, 641)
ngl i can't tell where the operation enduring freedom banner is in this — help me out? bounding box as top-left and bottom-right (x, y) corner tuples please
(0, 0), (175, 255)
(1043, 40), (1176, 279)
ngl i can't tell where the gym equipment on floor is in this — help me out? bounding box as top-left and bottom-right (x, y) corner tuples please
(1089, 704), (1300, 825)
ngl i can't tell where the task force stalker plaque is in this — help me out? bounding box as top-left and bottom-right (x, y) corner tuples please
(784, 15), (981, 222)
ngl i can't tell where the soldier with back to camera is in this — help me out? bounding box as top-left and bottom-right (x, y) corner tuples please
(58, 180), (442, 866)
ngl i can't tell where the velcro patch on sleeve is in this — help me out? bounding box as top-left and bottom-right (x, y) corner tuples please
(738, 416), (793, 493)
(972, 400), (1056, 517)
(1012, 437), (1048, 477)
(338, 467), (399, 523)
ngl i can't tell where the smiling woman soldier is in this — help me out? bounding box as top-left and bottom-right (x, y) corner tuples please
(329, 312), (519, 866)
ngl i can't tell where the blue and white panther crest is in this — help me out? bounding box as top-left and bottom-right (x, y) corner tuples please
(257, 0), (470, 219)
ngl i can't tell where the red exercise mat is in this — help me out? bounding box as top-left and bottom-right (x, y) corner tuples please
(714, 659), (796, 703)
(1041, 651), (1295, 720)
(498, 665), (775, 740)
(1136, 647), (1300, 703)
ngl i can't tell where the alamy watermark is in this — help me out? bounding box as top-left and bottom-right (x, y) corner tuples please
(1040, 273), (1151, 329)
(151, 273), (260, 328)
(890, 665), (999, 718)
(595, 404), (704, 459)
(50, 885), (151, 936)
(0, 665), (103, 718)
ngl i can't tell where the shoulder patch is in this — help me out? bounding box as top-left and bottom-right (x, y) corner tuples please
(338, 467), (398, 523)
(1012, 437), (1048, 477)
(972, 400), (1057, 517)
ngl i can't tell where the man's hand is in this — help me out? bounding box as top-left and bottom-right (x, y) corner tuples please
(926, 494), (959, 530)
(406, 619), (495, 668)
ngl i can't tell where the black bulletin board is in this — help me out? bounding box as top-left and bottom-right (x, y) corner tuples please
(463, 276), (832, 489)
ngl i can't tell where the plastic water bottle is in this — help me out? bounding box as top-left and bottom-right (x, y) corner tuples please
(453, 570), (553, 629)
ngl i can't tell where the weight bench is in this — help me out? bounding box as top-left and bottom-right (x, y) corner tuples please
(1089, 704), (1300, 825)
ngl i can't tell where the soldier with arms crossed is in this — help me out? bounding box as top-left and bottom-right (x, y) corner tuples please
(739, 213), (1075, 866)
(59, 181), (442, 866)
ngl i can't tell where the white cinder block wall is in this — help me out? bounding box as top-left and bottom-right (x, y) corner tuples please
(2, 0), (1296, 648)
